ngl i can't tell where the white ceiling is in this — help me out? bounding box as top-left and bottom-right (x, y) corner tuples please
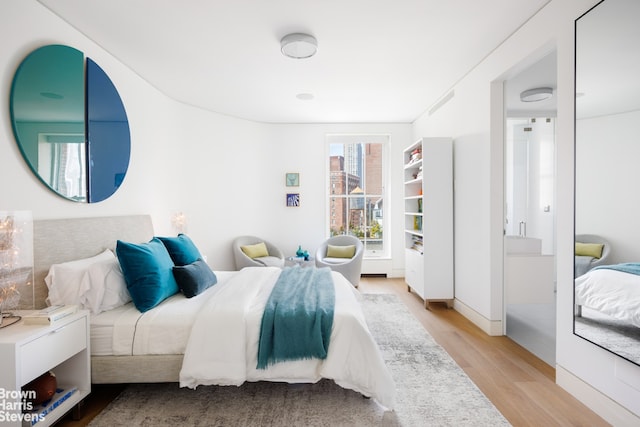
(37, 0), (551, 124)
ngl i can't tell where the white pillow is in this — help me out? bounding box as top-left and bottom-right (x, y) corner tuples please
(45, 249), (115, 307)
(79, 256), (131, 314)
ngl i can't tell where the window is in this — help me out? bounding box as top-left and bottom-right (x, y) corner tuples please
(38, 133), (87, 202)
(326, 135), (388, 257)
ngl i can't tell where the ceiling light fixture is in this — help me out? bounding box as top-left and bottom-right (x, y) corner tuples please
(520, 87), (553, 102)
(281, 33), (317, 59)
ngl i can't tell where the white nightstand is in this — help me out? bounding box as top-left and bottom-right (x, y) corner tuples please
(0, 310), (90, 427)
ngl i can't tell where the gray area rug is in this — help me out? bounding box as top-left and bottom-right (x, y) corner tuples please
(88, 294), (509, 426)
(575, 307), (640, 366)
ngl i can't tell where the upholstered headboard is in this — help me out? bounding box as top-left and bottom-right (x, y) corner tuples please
(30, 215), (154, 309)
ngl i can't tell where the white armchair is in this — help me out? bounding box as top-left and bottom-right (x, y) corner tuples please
(315, 235), (364, 287)
(575, 234), (611, 277)
(233, 236), (285, 270)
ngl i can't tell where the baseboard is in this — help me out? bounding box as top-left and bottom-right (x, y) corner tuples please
(361, 258), (393, 276)
(453, 299), (503, 336)
(389, 268), (404, 278)
(556, 365), (640, 426)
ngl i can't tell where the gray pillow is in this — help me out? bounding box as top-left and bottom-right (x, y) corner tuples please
(172, 259), (217, 298)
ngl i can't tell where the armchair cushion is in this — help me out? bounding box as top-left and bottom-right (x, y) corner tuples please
(241, 242), (269, 259)
(575, 242), (604, 259)
(253, 256), (284, 267)
(233, 236), (285, 270)
(321, 257), (353, 265)
(326, 244), (356, 258)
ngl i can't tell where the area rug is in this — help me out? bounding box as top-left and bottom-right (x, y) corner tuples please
(88, 294), (510, 426)
(575, 306), (640, 366)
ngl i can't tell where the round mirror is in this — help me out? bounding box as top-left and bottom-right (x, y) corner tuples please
(10, 45), (130, 203)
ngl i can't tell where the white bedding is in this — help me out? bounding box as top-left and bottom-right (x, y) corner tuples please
(179, 266), (396, 409)
(90, 271), (236, 355)
(91, 267), (396, 409)
(575, 268), (640, 328)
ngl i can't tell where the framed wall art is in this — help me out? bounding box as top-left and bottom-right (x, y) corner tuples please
(286, 193), (300, 207)
(286, 173), (299, 187)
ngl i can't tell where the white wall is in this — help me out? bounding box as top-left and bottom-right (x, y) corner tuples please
(413, 0), (640, 423)
(0, 0), (180, 228)
(5, 0), (640, 423)
(576, 110), (640, 264)
(0, 1), (411, 274)
(167, 117), (411, 272)
(261, 124), (411, 277)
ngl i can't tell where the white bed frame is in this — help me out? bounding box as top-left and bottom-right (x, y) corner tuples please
(33, 215), (183, 383)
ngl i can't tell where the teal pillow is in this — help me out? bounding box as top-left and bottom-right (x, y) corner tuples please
(116, 238), (179, 312)
(173, 259), (217, 298)
(157, 234), (202, 266)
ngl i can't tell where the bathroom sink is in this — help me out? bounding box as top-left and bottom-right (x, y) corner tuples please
(505, 236), (542, 254)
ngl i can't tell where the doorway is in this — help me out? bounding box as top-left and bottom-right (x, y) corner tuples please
(503, 50), (557, 366)
(505, 117), (555, 251)
(504, 116), (556, 366)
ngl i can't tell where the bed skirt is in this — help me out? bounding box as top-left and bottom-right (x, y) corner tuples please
(92, 355), (183, 383)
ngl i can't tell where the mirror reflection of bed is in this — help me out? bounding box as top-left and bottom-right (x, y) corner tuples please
(574, 264), (640, 364)
(574, 0), (640, 367)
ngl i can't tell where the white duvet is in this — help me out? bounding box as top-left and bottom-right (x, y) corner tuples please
(575, 268), (640, 328)
(92, 272), (237, 356)
(179, 266), (396, 410)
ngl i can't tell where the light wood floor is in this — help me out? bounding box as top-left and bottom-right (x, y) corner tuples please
(360, 277), (609, 427)
(58, 276), (609, 427)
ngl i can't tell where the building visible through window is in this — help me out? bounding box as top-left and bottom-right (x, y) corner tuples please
(327, 135), (387, 257)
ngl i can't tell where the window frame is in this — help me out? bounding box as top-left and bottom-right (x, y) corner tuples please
(325, 134), (390, 258)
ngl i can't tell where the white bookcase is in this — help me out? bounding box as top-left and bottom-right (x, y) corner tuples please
(403, 138), (454, 308)
(0, 310), (90, 427)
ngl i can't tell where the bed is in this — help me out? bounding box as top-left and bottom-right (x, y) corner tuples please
(574, 264), (640, 328)
(32, 215), (396, 409)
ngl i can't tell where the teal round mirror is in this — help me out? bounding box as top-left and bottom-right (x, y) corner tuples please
(10, 45), (130, 203)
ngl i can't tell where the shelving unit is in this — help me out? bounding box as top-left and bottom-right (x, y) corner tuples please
(0, 310), (90, 426)
(403, 138), (454, 308)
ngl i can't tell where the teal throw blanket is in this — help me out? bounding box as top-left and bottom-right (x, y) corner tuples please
(257, 266), (335, 369)
(593, 262), (640, 276)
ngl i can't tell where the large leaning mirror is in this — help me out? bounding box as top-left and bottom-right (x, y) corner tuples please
(10, 45), (130, 203)
(574, 0), (640, 366)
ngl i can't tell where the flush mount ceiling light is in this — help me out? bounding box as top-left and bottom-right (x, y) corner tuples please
(520, 87), (553, 102)
(281, 33), (317, 59)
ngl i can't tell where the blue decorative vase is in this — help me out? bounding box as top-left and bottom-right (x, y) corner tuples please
(296, 245), (304, 257)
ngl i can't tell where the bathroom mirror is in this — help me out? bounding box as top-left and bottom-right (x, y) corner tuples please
(10, 45), (130, 203)
(574, 0), (640, 366)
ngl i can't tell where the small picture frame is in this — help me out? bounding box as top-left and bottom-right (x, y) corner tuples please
(286, 193), (300, 207)
(286, 172), (299, 187)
